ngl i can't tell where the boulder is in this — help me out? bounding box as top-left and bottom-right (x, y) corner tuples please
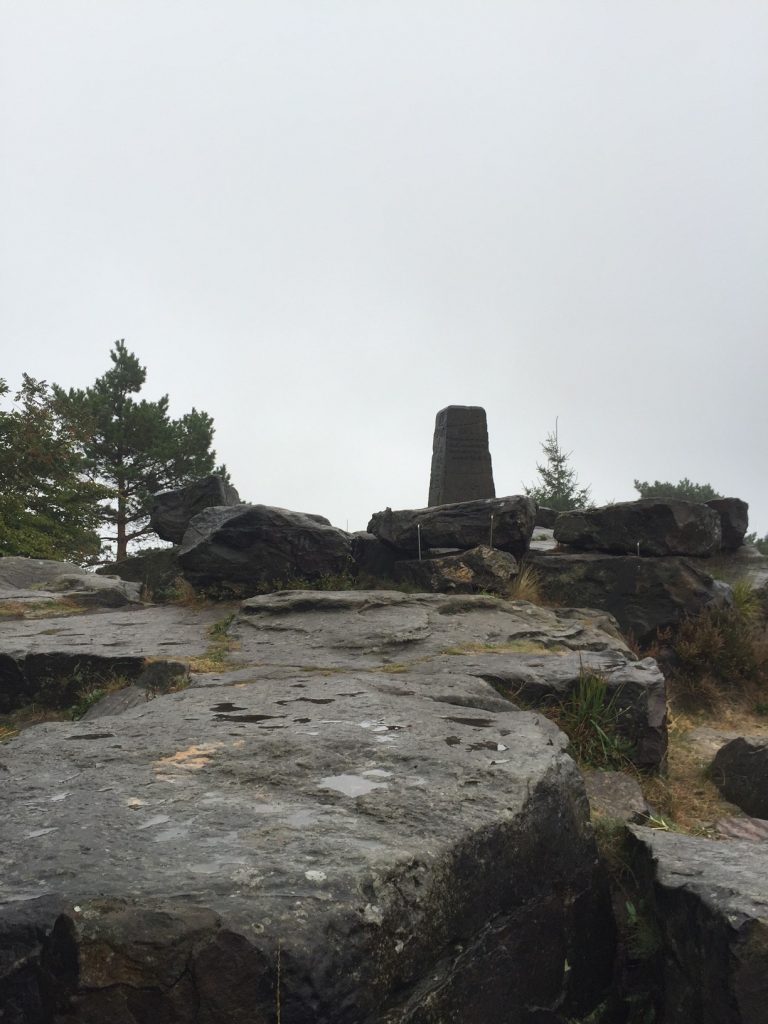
(44, 573), (142, 608)
(0, 557), (142, 614)
(150, 475), (241, 544)
(535, 506), (559, 529)
(527, 551), (731, 643)
(96, 547), (182, 602)
(628, 825), (768, 1023)
(368, 495), (536, 559)
(178, 504), (352, 592)
(583, 770), (652, 823)
(0, 557), (84, 590)
(706, 498), (749, 551)
(394, 545), (518, 594)
(711, 737), (768, 819)
(554, 499), (722, 557)
(350, 531), (399, 581)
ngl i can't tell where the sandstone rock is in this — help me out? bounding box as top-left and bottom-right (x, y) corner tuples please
(0, 605), (226, 713)
(150, 474), (241, 544)
(554, 499), (722, 557)
(45, 573), (142, 608)
(0, 592), (626, 1021)
(628, 825), (768, 1023)
(96, 547), (182, 601)
(706, 498), (749, 551)
(527, 551), (731, 643)
(394, 545), (518, 594)
(0, 557), (84, 590)
(368, 495), (536, 559)
(0, 557), (142, 614)
(178, 504), (352, 592)
(428, 404), (495, 506)
(350, 531), (399, 580)
(583, 770), (652, 823)
(711, 737), (768, 819)
(535, 506), (559, 529)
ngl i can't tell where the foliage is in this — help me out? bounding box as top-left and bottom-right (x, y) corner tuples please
(553, 672), (634, 769)
(525, 420), (591, 512)
(633, 478), (721, 503)
(0, 375), (110, 561)
(54, 340), (226, 560)
(658, 586), (768, 708)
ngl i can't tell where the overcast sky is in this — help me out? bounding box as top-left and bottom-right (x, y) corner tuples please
(2, 2), (767, 535)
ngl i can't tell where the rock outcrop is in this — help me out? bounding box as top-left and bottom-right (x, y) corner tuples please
(711, 737), (768, 819)
(394, 545), (518, 594)
(150, 474), (241, 544)
(554, 499), (722, 557)
(96, 546), (182, 601)
(0, 556), (142, 614)
(0, 592), (629, 1022)
(629, 825), (768, 1023)
(368, 495), (536, 560)
(178, 504), (352, 592)
(706, 497), (749, 551)
(527, 551), (731, 643)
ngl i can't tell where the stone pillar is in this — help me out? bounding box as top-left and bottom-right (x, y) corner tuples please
(428, 406), (495, 507)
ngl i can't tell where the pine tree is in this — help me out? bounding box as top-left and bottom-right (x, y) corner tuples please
(0, 375), (108, 561)
(55, 341), (226, 560)
(633, 479), (721, 503)
(525, 421), (591, 512)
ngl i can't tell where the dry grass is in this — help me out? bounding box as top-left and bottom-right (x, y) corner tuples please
(639, 701), (768, 834)
(186, 613), (240, 673)
(506, 565), (542, 604)
(0, 597), (86, 620)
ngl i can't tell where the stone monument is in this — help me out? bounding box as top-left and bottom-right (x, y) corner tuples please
(428, 405), (495, 507)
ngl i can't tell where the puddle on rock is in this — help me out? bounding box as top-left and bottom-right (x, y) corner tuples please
(318, 774), (389, 797)
(210, 703), (247, 712)
(213, 714), (286, 723)
(444, 716), (495, 728)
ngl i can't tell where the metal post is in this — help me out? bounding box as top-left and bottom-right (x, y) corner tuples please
(417, 523), (422, 561)
(489, 513), (494, 549)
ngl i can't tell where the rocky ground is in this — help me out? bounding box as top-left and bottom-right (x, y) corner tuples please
(2, 524), (768, 1022)
(1, 590), (654, 1023)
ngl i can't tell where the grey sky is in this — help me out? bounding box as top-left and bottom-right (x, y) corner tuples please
(2, 2), (767, 535)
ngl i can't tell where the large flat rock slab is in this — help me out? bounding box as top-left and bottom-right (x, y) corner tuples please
(0, 592), (632, 1022)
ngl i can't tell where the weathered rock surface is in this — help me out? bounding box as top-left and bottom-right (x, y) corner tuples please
(0, 557), (84, 590)
(583, 770), (652, 823)
(0, 605), (224, 712)
(178, 504), (352, 592)
(394, 545), (518, 594)
(527, 551), (731, 643)
(350, 531), (400, 580)
(711, 737), (768, 819)
(368, 495), (536, 559)
(0, 592), (628, 1022)
(428, 405), (495, 507)
(706, 497), (749, 551)
(629, 825), (768, 1023)
(150, 474), (241, 544)
(535, 507), (559, 529)
(96, 546), (182, 601)
(0, 557), (142, 614)
(235, 592), (666, 770)
(554, 499), (722, 557)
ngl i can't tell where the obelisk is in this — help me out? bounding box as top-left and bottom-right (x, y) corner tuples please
(428, 405), (495, 507)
